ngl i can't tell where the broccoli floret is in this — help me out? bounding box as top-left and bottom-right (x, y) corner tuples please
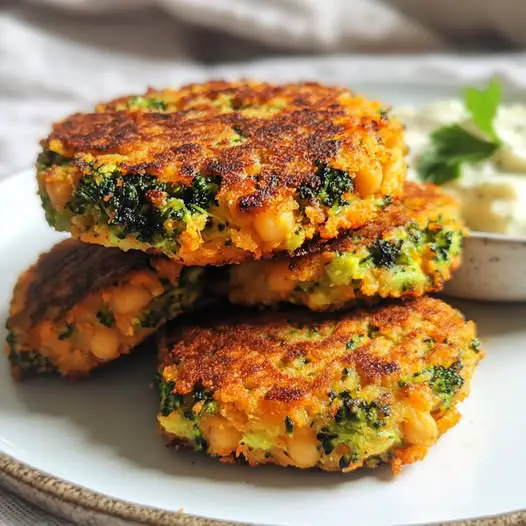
(429, 361), (464, 407)
(8, 351), (56, 375)
(429, 228), (462, 262)
(37, 150), (70, 171)
(376, 195), (393, 209)
(299, 161), (354, 207)
(68, 170), (118, 215)
(399, 360), (464, 409)
(139, 281), (201, 329)
(158, 378), (217, 421)
(406, 221), (425, 248)
(96, 307), (115, 327)
(126, 96), (167, 111)
(68, 167), (220, 246)
(7, 332), (56, 376)
(346, 335), (363, 350)
(191, 384), (216, 409)
(317, 393), (392, 457)
(370, 239), (402, 268)
(158, 378), (184, 417)
(230, 125), (246, 144)
(184, 175), (220, 210)
(157, 378), (213, 451)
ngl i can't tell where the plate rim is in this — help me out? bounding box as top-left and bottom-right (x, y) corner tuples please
(0, 453), (230, 526)
(1, 452), (525, 526)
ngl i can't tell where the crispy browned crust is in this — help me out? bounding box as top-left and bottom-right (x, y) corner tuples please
(44, 81), (405, 210)
(12, 239), (151, 327)
(159, 298), (473, 408)
(5, 239), (204, 379)
(290, 181), (459, 259)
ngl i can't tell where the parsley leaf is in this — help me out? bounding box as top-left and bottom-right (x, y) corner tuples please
(419, 125), (499, 184)
(463, 78), (502, 142)
(417, 79), (502, 184)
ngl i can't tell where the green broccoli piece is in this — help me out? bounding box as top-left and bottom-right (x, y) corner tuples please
(37, 150), (70, 171)
(8, 350), (56, 376)
(126, 96), (167, 111)
(406, 222), (425, 248)
(369, 239), (402, 268)
(399, 360), (464, 409)
(346, 335), (363, 350)
(157, 378), (216, 455)
(158, 384), (209, 452)
(68, 167), (220, 246)
(429, 228), (462, 262)
(158, 377), (217, 419)
(299, 161), (354, 207)
(158, 378), (184, 417)
(317, 393), (392, 457)
(6, 332), (56, 376)
(429, 361), (464, 407)
(184, 175), (220, 210)
(96, 307), (115, 327)
(140, 287), (183, 329)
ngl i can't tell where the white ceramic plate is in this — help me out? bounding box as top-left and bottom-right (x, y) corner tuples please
(1, 73), (526, 526)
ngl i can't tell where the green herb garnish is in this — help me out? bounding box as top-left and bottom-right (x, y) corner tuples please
(464, 79), (501, 142)
(418, 79), (502, 185)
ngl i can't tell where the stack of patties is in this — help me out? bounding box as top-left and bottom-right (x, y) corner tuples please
(6, 81), (483, 474)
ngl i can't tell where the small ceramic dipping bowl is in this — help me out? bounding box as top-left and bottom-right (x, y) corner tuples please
(443, 232), (526, 302)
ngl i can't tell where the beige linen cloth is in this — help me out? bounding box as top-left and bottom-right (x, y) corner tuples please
(1, 0), (526, 524)
(3, 0), (526, 179)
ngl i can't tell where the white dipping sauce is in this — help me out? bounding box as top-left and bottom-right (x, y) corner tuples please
(394, 101), (526, 236)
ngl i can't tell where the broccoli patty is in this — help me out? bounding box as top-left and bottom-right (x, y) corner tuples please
(38, 80), (406, 266)
(157, 298), (483, 474)
(5, 239), (203, 379)
(228, 182), (463, 310)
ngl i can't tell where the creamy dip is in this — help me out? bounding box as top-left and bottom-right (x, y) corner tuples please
(394, 101), (526, 236)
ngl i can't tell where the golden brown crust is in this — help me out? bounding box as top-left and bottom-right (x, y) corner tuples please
(160, 298), (473, 408)
(17, 239), (151, 326)
(45, 81), (405, 209)
(5, 239), (202, 378)
(290, 181), (459, 258)
(158, 298), (483, 473)
(227, 181), (464, 310)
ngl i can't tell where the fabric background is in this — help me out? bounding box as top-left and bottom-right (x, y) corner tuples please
(1, 0), (526, 523)
(3, 0), (526, 180)
(0, 489), (71, 525)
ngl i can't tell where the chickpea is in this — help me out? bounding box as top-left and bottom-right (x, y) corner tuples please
(90, 327), (120, 360)
(46, 181), (73, 210)
(201, 416), (241, 455)
(353, 166), (382, 197)
(286, 428), (319, 468)
(110, 286), (152, 315)
(403, 410), (439, 446)
(253, 210), (295, 245)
